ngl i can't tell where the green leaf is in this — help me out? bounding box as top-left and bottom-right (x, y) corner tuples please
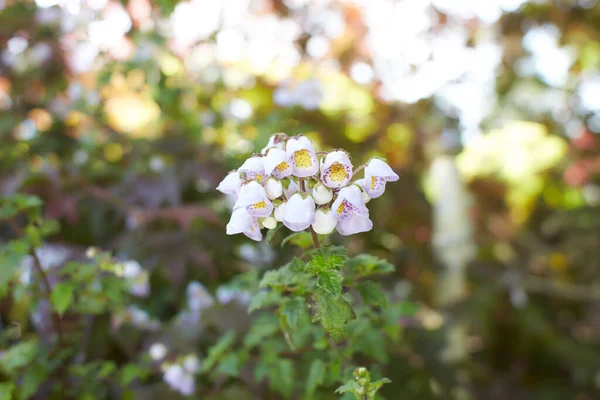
(12, 194), (42, 210)
(260, 258), (307, 290)
(357, 281), (387, 307)
(305, 359), (326, 397)
(368, 377), (392, 396)
(307, 246), (347, 272)
(0, 382), (14, 400)
(280, 297), (305, 329)
(50, 282), (75, 316)
(97, 361), (117, 378)
(0, 241), (28, 297)
(248, 290), (282, 313)
(317, 269), (342, 298)
(268, 359), (294, 398)
(281, 231), (313, 249)
(202, 331), (236, 372)
(119, 364), (149, 386)
(266, 224), (282, 244)
(243, 315), (279, 349)
(334, 380), (361, 395)
(397, 301), (419, 317)
(20, 363), (47, 399)
(344, 255), (394, 278)
(309, 289), (355, 341)
(1, 339), (38, 373)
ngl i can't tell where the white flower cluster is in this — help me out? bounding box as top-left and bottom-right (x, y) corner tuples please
(162, 354), (200, 396)
(217, 133), (399, 241)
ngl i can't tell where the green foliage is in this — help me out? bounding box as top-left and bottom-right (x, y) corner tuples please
(310, 289), (356, 341)
(202, 331), (237, 373)
(335, 367), (391, 400)
(0, 383), (15, 400)
(50, 282), (75, 315)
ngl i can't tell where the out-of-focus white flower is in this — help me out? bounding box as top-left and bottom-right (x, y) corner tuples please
(261, 132), (288, 154)
(361, 158), (399, 198)
(264, 148), (293, 178)
(216, 287), (252, 305)
(163, 364), (195, 396)
(121, 260), (150, 297)
(321, 150), (353, 188)
(283, 193), (315, 231)
(233, 181), (273, 217)
(238, 156), (265, 183)
(186, 281), (215, 312)
(125, 306), (160, 331)
(226, 208), (262, 241)
(313, 181), (333, 205)
(183, 355), (200, 373)
(332, 185), (372, 235)
(265, 177), (283, 200)
(286, 136), (319, 177)
(274, 202), (286, 222)
(274, 79), (323, 110)
(312, 208), (337, 234)
(262, 216), (277, 229)
(149, 343), (167, 361)
(216, 171), (241, 196)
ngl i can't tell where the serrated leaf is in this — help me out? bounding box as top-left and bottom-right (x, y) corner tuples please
(1, 339), (38, 373)
(268, 359), (294, 398)
(305, 359), (326, 397)
(50, 282), (75, 316)
(280, 297), (305, 329)
(309, 289), (355, 341)
(243, 315), (279, 349)
(259, 258), (307, 290)
(0, 382), (14, 400)
(307, 246), (347, 273)
(334, 380), (361, 395)
(357, 281), (387, 307)
(215, 353), (241, 377)
(317, 270), (342, 298)
(202, 331), (236, 372)
(248, 290), (282, 313)
(368, 377), (392, 395)
(344, 254), (394, 278)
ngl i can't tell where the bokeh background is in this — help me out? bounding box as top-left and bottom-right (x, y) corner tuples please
(2, 0), (600, 398)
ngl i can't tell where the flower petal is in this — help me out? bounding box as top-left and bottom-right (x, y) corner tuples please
(361, 176), (387, 198)
(364, 158), (399, 181)
(239, 156), (265, 182)
(336, 212), (373, 236)
(226, 208), (253, 235)
(265, 177), (283, 200)
(283, 193), (315, 231)
(312, 208), (337, 234)
(216, 171), (241, 195)
(234, 181), (271, 211)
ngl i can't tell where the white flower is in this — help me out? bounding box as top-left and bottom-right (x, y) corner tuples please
(353, 179), (371, 203)
(183, 355), (200, 373)
(122, 260), (150, 297)
(122, 260), (142, 277)
(216, 287), (252, 305)
(186, 281), (215, 312)
(262, 216), (277, 229)
(264, 148), (293, 178)
(313, 181), (333, 205)
(163, 364), (195, 396)
(216, 171), (241, 195)
(274, 202), (286, 222)
(264, 177), (283, 200)
(361, 158), (399, 198)
(149, 343), (167, 361)
(261, 132), (288, 154)
(332, 185), (373, 236)
(321, 151), (353, 188)
(312, 208), (337, 234)
(238, 156), (265, 183)
(286, 136), (319, 178)
(283, 193), (315, 231)
(233, 181), (273, 217)
(226, 208), (262, 241)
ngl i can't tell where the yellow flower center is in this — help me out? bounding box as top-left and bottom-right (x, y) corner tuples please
(276, 162), (289, 172)
(294, 149), (313, 168)
(336, 202), (345, 215)
(256, 174), (264, 183)
(253, 201), (268, 209)
(329, 163), (348, 182)
(370, 176), (376, 190)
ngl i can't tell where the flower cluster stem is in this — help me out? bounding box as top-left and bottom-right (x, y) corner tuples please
(299, 178), (320, 249)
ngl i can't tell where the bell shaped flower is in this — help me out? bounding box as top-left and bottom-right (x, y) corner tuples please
(286, 136), (319, 177)
(321, 151), (353, 188)
(261, 132), (288, 154)
(332, 185), (373, 235)
(163, 364), (195, 396)
(361, 158), (399, 198)
(216, 171), (241, 196)
(226, 208), (262, 241)
(262, 216), (277, 229)
(313, 181), (333, 205)
(265, 177), (283, 199)
(283, 193), (315, 231)
(264, 148), (293, 179)
(312, 208), (337, 234)
(238, 156), (265, 183)
(233, 181), (273, 217)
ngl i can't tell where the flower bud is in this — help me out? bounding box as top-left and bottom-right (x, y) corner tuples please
(265, 177), (283, 200)
(274, 202), (286, 222)
(311, 208), (337, 234)
(312, 181), (333, 205)
(262, 216), (277, 229)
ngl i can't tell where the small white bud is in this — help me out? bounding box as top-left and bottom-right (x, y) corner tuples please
(149, 343), (167, 361)
(312, 182), (333, 205)
(262, 216), (277, 229)
(312, 208), (337, 234)
(265, 178), (283, 200)
(274, 202), (286, 222)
